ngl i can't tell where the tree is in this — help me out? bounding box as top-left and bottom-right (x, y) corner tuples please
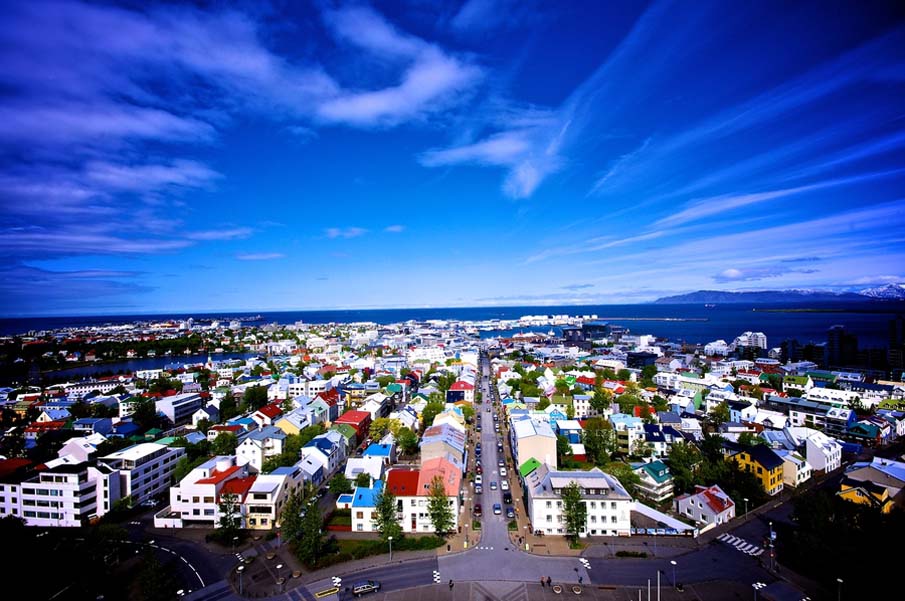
(631, 438), (653, 458)
(460, 404), (475, 423)
(421, 401), (445, 429)
(137, 550), (175, 601)
(617, 368), (631, 382)
(556, 434), (574, 465)
(196, 417), (212, 434)
(295, 495), (325, 566)
(561, 481), (587, 541)
(666, 441), (702, 494)
(70, 400), (91, 419)
(243, 385), (268, 411)
(373, 489), (402, 542)
(554, 379), (571, 395)
(590, 389), (612, 414)
(640, 364), (658, 387)
(218, 492), (241, 539)
(355, 472), (372, 488)
(603, 461), (642, 497)
(426, 475), (454, 536)
(582, 418), (616, 466)
(212, 432), (238, 455)
(738, 431), (765, 446)
(132, 396), (160, 431)
(396, 427), (418, 456)
(370, 417), (400, 440)
(329, 473), (353, 495)
(220, 391), (238, 420)
(709, 402), (730, 427)
(279, 488), (305, 546)
(537, 398), (551, 411)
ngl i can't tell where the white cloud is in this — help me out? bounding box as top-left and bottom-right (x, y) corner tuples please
(187, 228), (253, 241)
(326, 227), (368, 239)
(384, 225), (405, 233)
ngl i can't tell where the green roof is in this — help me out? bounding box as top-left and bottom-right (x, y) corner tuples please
(551, 394), (574, 406)
(330, 423), (356, 440)
(784, 375), (810, 385)
(519, 457), (542, 478)
(386, 383), (403, 393)
(692, 390), (703, 410)
(636, 460), (672, 484)
(564, 376), (577, 386)
(155, 436), (179, 445)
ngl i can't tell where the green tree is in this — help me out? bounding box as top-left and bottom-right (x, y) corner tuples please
(329, 473), (353, 495)
(537, 398), (551, 410)
(709, 402), (730, 427)
(738, 431), (765, 446)
(603, 461), (642, 497)
(196, 417), (212, 434)
(640, 364), (658, 387)
(590, 389), (612, 414)
(561, 481), (587, 541)
(373, 488), (402, 542)
(460, 404), (475, 422)
(355, 472), (372, 488)
(617, 369), (631, 381)
(132, 396), (160, 431)
(396, 427), (418, 456)
(582, 417), (616, 466)
(556, 434), (574, 465)
(212, 432), (238, 455)
(137, 550), (175, 601)
(220, 391), (238, 420)
(295, 496), (325, 566)
(243, 385), (268, 411)
(370, 417), (401, 440)
(666, 441), (702, 494)
(421, 401), (445, 429)
(218, 492), (241, 539)
(426, 475), (454, 536)
(279, 488), (305, 546)
(554, 379), (571, 395)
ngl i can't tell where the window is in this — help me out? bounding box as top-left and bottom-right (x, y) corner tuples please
(610, 516), (617, 523)
(356, 511), (364, 519)
(546, 501), (552, 508)
(610, 502), (616, 510)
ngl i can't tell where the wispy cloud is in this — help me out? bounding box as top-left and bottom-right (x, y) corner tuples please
(317, 5), (482, 126)
(326, 227), (368, 239)
(236, 252), (285, 261)
(713, 266), (819, 283)
(561, 283), (594, 290)
(187, 228), (253, 241)
(384, 225), (405, 233)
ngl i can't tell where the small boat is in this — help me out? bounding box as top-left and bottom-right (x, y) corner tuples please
(704, 304), (716, 308)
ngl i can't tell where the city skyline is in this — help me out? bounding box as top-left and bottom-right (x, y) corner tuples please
(1, 0), (904, 316)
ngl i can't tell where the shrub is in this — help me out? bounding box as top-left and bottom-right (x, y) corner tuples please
(615, 550), (647, 558)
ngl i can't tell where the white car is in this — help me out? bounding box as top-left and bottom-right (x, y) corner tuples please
(501, 480), (510, 491)
(475, 474), (483, 486)
(500, 467), (508, 478)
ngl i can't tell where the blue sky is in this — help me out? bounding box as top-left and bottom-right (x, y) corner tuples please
(1, 0), (904, 316)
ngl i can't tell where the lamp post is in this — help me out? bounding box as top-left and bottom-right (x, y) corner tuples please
(837, 577), (843, 601)
(670, 560), (677, 590)
(656, 569), (661, 601)
(752, 581), (766, 600)
(743, 497), (748, 518)
(236, 565), (245, 597)
(388, 535), (393, 561)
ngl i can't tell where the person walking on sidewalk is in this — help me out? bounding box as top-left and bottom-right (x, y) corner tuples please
(546, 576), (552, 587)
(541, 577), (545, 588)
(449, 579), (454, 590)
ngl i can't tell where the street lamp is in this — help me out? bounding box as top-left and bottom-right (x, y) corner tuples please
(236, 565), (245, 596)
(670, 560), (677, 590)
(837, 577), (843, 601)
(388, 535), (393, 561)
(743, 497), (749, 517)
(752, 581), (766, 600)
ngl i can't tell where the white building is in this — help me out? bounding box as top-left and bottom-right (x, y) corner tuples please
(704, 340), (729, 356)
(524, 465), (632, 537)
(166, 456), (252, 527)
(674, 484), (735, 529)
(99, 442), (184, 504)
(236, 426), (287, 473)
(510, 417), (558, 470)
(775, 450), (812, 488)
(0, 457), (121, 527)
(786, 427), (842, 473)
(155, 392), (204, 425)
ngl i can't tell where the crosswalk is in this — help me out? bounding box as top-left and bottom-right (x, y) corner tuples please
(433, 570), (441, 584)
(717, 533), (764, 556)
(474, 545), (495, 550)
(331, 576), (342, 587)
(579, 558), (591, 570)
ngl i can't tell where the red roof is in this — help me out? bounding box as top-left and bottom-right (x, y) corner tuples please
(219, 475), (257, 502)
(450, 381), (474, 391)
(26, 420), (67, 432)
(0, 458), (32, 480)
(386, 469), (421, 496)
(317, 389), (339, 406)
(337, 410), (371, 425)
(633, 406), (656, 417)
(256, 403), (283, 419)
(197, 464), (242, 485)
(211, 424), (243, 433)
(577, 376), (596, 386)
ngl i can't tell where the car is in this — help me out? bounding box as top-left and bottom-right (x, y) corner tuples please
(475, 475), (483, 485)
(352, 581), (381, 596)
(476, 464), (483, 474)
(490, 481), (498, 490)
(501, 480), (510, 491)
(474, 503), (482, 517)
(476, 425), (482, 432)
(498, 459), (505, 467)
(500, 467), (508, 477)
(493, 414), (499, 421)
(503, 492), (513, 504)
(486, 407), (491, 412)
(475, 484), (483, 494)
(493, 503), (502, 515)
(506, 506), (515, 519)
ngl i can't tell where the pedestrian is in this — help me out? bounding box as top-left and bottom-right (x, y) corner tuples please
(578, 576), (583, 585)
(546, 577), (552, 587)
(449, 579), (454, 590)
(541, 577), (545, 588)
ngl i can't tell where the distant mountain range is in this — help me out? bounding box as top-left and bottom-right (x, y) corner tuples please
(654, 284), (905, 304)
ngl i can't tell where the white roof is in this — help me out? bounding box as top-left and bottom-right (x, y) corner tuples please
(512, 418), (555, 440)
(101, 442), (167, 461)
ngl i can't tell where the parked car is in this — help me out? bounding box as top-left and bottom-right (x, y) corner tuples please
(474, 503), (482, 517)
(506, 506), (515, 519)
(476, 464), (483, 474)
(475, 484), (483, 494)
(501, 480), (510, 492)
(352, 581), (381, 596)
(493, 503), (502, 515)
(475, 474), (483, 485)
(503, 492), (513, 504)
(498, 459), (505, 467)
(500, 467), (508, 477)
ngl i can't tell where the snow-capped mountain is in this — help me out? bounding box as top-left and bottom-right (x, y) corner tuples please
(859, 283), (905, 299)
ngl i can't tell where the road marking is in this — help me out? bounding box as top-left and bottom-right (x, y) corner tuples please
(579, 558), (591, 570)
(717, 533), (763, 557)
(433, 570), (441, 583)
(314, 587), (339, 598)
(331, 576), (342, 587)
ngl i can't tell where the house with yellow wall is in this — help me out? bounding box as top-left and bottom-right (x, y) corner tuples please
(838, 476), (894, 513)
(729, 443), (785, 496)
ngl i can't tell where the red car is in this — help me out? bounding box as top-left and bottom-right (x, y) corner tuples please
(474, 503), (483, 517)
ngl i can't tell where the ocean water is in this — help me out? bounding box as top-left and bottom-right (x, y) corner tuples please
(2, 302), (902, 349)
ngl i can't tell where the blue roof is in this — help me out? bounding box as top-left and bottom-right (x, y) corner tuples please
(363, 443), (392, 457)
(305, 437), (335, 453)
(337, 493), (354, 504)
(351, 480), (384, 508)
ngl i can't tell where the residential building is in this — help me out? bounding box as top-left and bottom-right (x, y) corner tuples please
(155, 393), (203, 425)
(98, 442), (185, 504)
(728, 443), (784, 496)
(236, 426), (287, 472)
(632, 460), (674, 503)
(775, 450), (812, 488)
(509, 417), (557, 469)
(166, 456), (251, 526)
(524, 465), (632, 537)
(837, 476), (894, 513)
(674, 484), (735, 528)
